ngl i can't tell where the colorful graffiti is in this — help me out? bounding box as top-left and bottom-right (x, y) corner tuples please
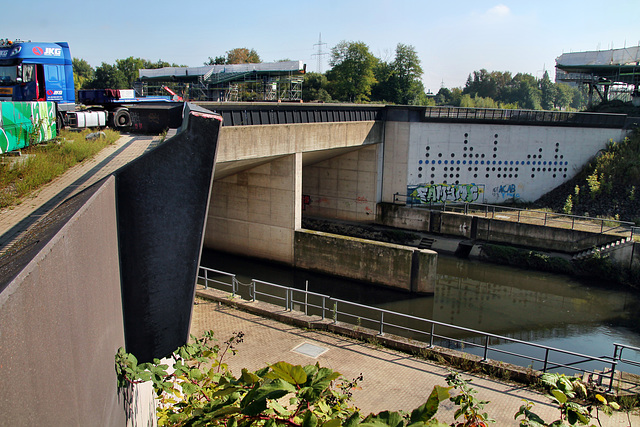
(408, 183), (484, 204)
(0, 101), (57, 153)
(491, 183), (521, 200)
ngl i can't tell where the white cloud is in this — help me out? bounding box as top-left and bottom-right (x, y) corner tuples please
(486, 4), (511, 18)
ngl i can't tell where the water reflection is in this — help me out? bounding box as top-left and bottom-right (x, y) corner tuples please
(200, 249), (640, 356)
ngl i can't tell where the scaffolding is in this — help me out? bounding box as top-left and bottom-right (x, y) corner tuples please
(137, 61), (306, 102)
(555, 46), (640, 105)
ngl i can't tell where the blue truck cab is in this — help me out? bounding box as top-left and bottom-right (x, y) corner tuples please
(0, 40), (75, 113)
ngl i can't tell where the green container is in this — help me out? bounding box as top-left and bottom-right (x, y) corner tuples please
(0, 101), (57, 154)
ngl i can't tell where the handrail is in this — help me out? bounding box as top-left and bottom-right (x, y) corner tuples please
(392, 193), (635, 239)
(197, 266), (640, 392)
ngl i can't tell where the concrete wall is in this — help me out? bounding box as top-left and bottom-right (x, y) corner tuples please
(383, 121), (626, 205)
(205, 154), (302, 264)
(0, 177), (127, 426)
(377, 203), (622, 253)
(294, 229), (436, 293)
(217, 121), (383, 163)
(302, 144), (381, 221)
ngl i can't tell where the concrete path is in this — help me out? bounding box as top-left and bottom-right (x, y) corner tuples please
(0, 132), (164, 254)
(190, 296), (638, 426)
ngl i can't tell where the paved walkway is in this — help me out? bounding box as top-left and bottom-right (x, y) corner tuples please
(0, 132), (165, 254)
(190, 296), (638, 426)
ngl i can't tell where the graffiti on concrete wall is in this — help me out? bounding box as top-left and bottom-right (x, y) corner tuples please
(407, 183), (484, 204)
(491, 183), (521, 200)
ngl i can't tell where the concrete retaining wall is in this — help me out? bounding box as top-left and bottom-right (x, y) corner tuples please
(0, 178), (127, 426)
(377, 203), (622, 253)
(294, 229), (436, 293)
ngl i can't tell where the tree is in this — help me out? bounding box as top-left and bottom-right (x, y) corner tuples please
(302, 72), (332, 102)
(540, 71), (556, 110)
(391, 43), (426, 105)
(115, 57), (146, 89)
(207, 48), (262, 65)
(205, 55), (227, 65)
(72, 58), (94, 90)
(326, 41), (377, 103)
(89, 63), (127, 89)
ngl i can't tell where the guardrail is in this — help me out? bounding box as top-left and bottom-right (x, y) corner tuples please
(392, 193), (637, 239)
(423, 106), (627, 128)
(197, 266), (640, 392)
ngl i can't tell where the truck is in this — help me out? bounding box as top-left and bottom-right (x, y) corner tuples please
(0, 39), (177, 153)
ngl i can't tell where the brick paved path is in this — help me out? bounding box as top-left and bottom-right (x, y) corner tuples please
(191, 297), (637, 426)
(0, 133), (164, 254)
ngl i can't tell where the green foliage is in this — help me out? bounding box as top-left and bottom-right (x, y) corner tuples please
(0, 128), (119, 208)
(445, 372), (495, 426)
(116, 330), (461, 427)
(327, 41), (378, 103)
(89, 62), (127, 89)
(563, 195), (573, 215)
(72, 58), (94, 91)
(303, 72), (332, 103)
(207, 48), (261, 65)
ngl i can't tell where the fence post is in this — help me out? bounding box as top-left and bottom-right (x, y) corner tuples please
(333, 301), (337, 324)
(232, 277), (236, 297)
(305, 280), (309, 316)
(379, 312), (384, 336)
(429, 323), (435, 348)
(543, 348), (550, 372)
(204, 268), (208, 290)
(252, 280), (256, 302)
(482, 335), (489, 361)
(608, 361), (618, 392)
(322, 296), (326, 320)
(601, 220), (604, 234)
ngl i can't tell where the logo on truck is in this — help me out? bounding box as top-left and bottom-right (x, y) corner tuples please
(32, 46), (61, 56)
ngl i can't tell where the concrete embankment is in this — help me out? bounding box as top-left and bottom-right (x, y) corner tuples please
(294, 229), (437, 294)
(377, 202), (630, 253)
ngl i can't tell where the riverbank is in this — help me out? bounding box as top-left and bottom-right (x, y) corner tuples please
(191, 287), (640, 424)
(302, 216), (640, 290)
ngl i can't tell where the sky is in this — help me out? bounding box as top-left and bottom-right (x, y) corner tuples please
(4, 0), (639, 93)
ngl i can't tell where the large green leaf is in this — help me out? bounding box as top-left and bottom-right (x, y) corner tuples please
(302, 410), (318, 427)
(266, 361), (308, 385)
(361, 410), (404, 427)
(550, 389), (567, 404)
(410, 386), (451, 423)
(241, 379), (297, 416)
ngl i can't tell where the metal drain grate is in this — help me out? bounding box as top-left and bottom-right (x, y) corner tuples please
(292, 342), (328, 358)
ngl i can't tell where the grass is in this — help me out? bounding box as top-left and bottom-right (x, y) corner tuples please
(0, 128), (120, 209)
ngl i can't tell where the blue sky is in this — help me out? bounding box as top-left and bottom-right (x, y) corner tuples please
(4, 0), (639, 92)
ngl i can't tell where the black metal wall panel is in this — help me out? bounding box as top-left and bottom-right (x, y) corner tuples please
(116, 112), (221, 362)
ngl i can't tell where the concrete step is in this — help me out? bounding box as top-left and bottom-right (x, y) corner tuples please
(418, 237), (435, 249)
(572, 236), (633, 260)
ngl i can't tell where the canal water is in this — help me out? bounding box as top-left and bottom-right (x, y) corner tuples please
(200, 248), (640, 373)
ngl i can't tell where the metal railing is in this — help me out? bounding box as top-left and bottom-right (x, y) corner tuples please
(197, 266), (640, 392)
(392, 194), (637, 239)
(423, 107), (627, 128)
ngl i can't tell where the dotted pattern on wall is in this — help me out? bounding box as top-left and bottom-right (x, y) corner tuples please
(416, 132), (569, 186)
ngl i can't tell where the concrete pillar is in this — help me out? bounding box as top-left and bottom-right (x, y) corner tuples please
(381, 121), (410, 203)
(205, 154), (300, 264)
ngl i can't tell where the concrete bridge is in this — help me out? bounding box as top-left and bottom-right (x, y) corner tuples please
(200, 103), (631, 269)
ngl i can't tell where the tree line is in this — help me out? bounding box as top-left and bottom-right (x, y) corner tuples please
(73, 43), (587, 111)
